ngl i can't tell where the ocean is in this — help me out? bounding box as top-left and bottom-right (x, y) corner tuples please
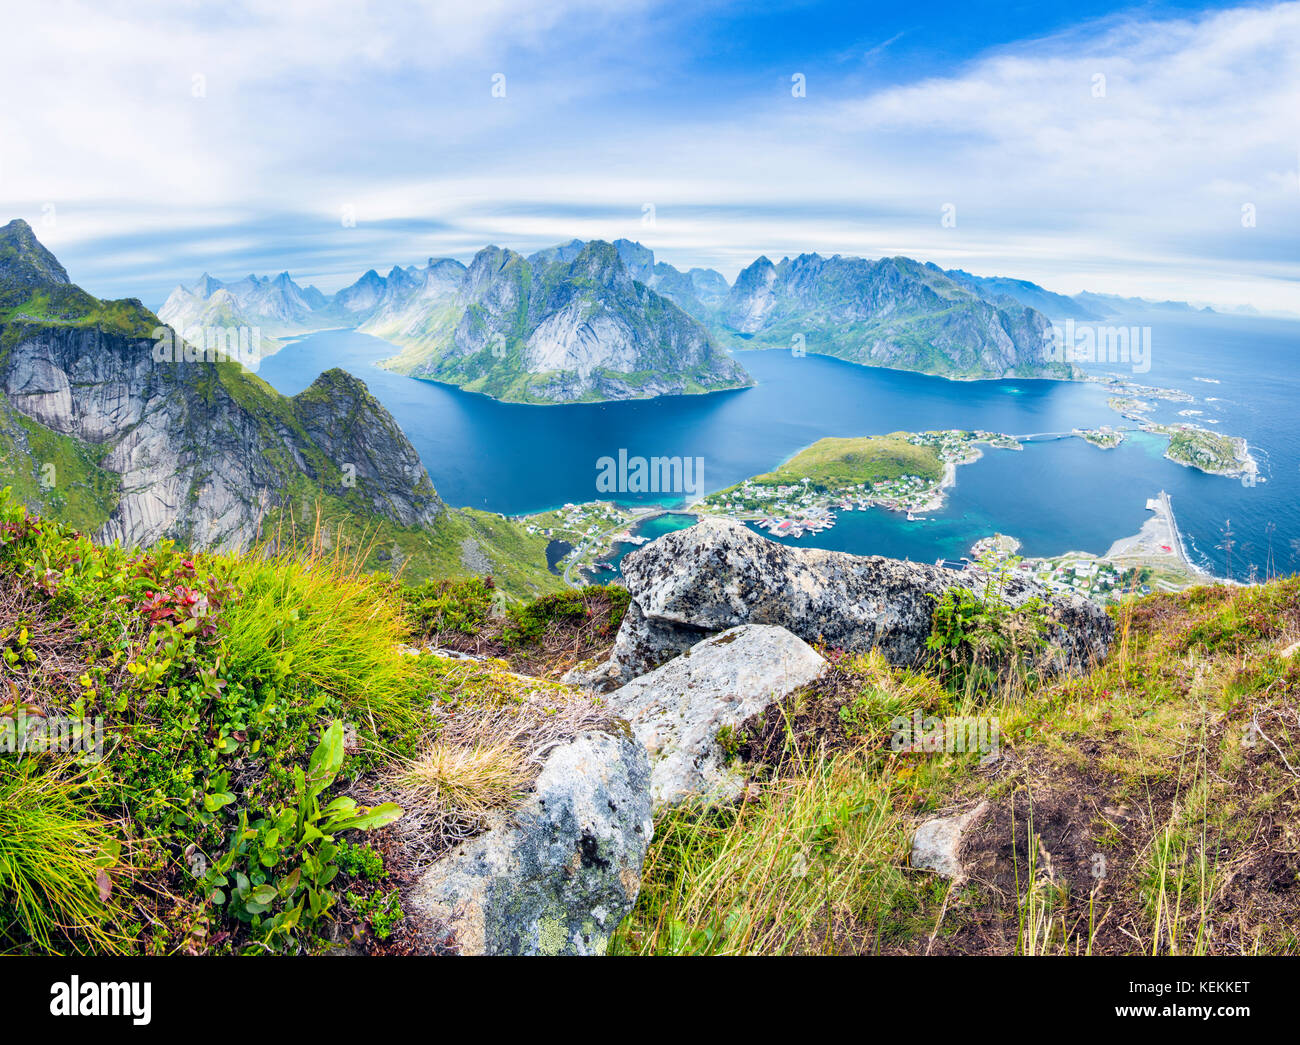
(254, 309), (1300, 580)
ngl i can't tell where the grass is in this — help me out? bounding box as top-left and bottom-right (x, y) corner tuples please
(0, 399), (120, 533)
(613, 749), (920, 955)
(212, 540), (428, 737)
(754, 434), (943, 489)
(404, 579), (630, 678)
(392, 740), (531, 830)
(0, 488), (620, 955)
(618, 574), (1300, 956)
(0, 761), (128, 955)
(2, 466), (1298, 957)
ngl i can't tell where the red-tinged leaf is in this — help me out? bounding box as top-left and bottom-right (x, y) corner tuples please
(96, 869), (112, 902)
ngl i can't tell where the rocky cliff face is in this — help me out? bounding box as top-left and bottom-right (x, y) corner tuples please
(575, 517), (1113, 686)
(0, 220), (443, 552)
(718, 253), (1073, 380)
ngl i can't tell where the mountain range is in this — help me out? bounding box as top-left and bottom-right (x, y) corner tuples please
(0, 219), (561, 595)
(164, 239), (1183, 399)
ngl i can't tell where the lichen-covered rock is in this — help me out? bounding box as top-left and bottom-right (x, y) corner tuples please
(601, 517), (1112, 684)
(606, 624), (826, 809)
(407, 728), (652, 955)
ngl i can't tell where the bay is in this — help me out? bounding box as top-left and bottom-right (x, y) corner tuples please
(254, 311), (1300, 580)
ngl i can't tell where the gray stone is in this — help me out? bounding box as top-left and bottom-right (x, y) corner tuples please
(606, 624), (826, 809)
(911, 802), (988, 879)
(408, 727), (653, 955)
(602, 517), (1113, 684)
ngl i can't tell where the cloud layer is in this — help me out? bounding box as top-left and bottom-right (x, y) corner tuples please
(2, 0), (1296, 312)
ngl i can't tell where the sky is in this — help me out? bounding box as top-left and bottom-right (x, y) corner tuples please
(1, 0), (1297, 313)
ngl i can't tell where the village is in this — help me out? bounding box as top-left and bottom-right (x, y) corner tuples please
(942, 546), (1156, 604)
(697, 429), (1020, 538)
(943, 518), (1206, 605)
(516, 500), (646, 578)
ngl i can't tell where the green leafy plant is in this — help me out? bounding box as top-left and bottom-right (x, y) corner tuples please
(926, 558), (1049, 693)
(204, 720), (401, 951)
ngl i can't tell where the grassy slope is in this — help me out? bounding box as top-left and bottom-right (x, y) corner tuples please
(0, 494), (606, 956)
(616, 577), (1300, 955)
(755, 434), (943, 487)
(257, 494), (563, 597)
(3, 485), (1297, 957)
(708, 435), (944, 503)
(0, 398), (121, 532)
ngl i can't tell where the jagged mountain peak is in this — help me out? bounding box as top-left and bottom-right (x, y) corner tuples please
(0, 218), (71, 288)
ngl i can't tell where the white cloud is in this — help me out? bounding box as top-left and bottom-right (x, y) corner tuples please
(3, 0), (1297, 312)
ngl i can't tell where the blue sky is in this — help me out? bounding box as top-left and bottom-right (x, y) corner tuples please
(2, 0), (1296, 312)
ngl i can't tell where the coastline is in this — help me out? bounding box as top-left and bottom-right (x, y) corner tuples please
(1103, 489), (1207, 577)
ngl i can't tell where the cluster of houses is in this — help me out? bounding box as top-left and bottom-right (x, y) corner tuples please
(937, 552), (1152, 603)
(521, 501), (626, 539)
(910, 429), (1018, 457)
(706, 468), (946, 537)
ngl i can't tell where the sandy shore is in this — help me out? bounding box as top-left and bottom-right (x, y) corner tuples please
(1105, 491), (1205, 575)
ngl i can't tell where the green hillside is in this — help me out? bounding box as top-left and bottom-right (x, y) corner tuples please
(754, 434), (943, 490)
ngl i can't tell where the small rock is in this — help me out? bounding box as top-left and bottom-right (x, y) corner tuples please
(911, 801), (988, 879)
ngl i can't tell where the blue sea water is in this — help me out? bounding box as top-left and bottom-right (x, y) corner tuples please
(254, 310), (1300, 580)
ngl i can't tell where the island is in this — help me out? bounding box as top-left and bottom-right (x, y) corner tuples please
(1073, 425), (1124, 449)
(1152, 423), (1258, 479)
(1101, 385), (1258, 480)
(695, 429), (1021, 536)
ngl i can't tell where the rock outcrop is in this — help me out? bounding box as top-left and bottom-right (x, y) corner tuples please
(596, 517), (1113, 684)
(0, 220), (444, 551)
(408, 728), (653, 955)
(606, 624), (826, 809)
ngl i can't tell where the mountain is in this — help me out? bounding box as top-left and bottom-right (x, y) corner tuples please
(713, 253), (1075, 380)
(157, 285), (289, 362)
(354, 258), (467, 332)
(365, 241), (754, 404)
(942, 268), (1104, 321)
(0, 218), (71, 287)
(160, 270), (326, 338)
(170, 238), (1243, 392)
(1071, 291), (1208, 317)
(610, 240), (731, 323)
(0, 219), (561, 595)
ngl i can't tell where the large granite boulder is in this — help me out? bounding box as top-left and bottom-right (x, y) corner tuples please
(598, 517), (1113, 685)
(606, 624), (826, 809)
(407, 727), (652, 955)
